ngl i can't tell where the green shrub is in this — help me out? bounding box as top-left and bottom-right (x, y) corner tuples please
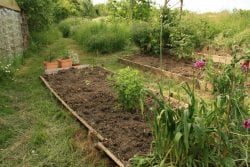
(169, 24), (195, 59)
(31, 26), (62, 47)
(73, 21), (130, 54)
(131, 21), (153, 54)
(58, 18), (85, 37)
(113, 67), (145, 112)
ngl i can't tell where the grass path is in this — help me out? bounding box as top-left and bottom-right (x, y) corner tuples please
(0, 38), (111, 167)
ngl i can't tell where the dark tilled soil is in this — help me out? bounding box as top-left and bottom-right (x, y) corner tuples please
(127, 54), (197, 77)
(43, 67), (152, 162)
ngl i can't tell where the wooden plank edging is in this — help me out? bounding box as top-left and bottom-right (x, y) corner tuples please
(95, 142), (126, 167)
(118, 58), (212, 91)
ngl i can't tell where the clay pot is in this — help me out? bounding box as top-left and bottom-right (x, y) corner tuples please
(57, 59), (72, 68)
(44, 61), (58, 70)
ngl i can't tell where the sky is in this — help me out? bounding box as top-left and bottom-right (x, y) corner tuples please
(92, 0), (250, 13)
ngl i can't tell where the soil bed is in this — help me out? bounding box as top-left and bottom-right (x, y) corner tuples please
(127, 54), (204, 78)
(43, 67), (152, 162)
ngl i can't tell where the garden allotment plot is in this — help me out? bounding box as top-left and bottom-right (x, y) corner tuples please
(41, 66), (152, 166)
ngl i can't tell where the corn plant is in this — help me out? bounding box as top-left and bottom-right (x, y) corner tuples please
(131, 83), (219, 166)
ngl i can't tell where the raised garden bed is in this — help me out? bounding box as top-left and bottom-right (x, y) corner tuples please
(119, 55), (212, 91)
(41, 66), (152, 166)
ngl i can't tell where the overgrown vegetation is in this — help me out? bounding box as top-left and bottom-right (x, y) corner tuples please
(2, 0), (250, 166)
(72, 20), (130, 54)
(131, 55), (249, 166)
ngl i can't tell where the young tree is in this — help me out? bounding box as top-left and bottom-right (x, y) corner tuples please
(107, 0), (152, 21)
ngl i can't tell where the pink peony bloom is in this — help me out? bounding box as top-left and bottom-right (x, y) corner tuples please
(194, 59), (206, 69)
(243, 119), (250, 129)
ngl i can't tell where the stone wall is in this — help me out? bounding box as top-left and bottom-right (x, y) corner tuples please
(0, 7), (23, 57)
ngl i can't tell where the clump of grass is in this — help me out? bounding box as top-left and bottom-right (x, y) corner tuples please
(0, 124), (14, 148)
(73, 20), (130, 54)
(31, 26), (62, 47)
(58, 18), (85, 38)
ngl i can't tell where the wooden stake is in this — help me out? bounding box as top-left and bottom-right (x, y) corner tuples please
(95, 142), (125, 167)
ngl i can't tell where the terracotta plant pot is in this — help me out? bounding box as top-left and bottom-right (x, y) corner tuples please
(57, 59), (72, 68)
(44, 61), (58, 70)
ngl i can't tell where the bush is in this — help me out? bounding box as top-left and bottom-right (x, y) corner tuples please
(31, 26), (62, 47)
(113, 67), (145, 112)
(73, 21), (130, 54)
(169, 24), (195, 59)
(58, 18), (85, 37)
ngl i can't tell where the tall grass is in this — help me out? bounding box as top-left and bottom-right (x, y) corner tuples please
(181, 10), (250, 49)
(58, 17), (87, 37)
(72, 20), (130, 54)
(30, 26), (62, 48)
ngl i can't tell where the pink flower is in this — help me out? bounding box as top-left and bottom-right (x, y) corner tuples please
(241, 60), (249, 73)
(194, 59), (206, 69)
(243, 119), (250, 129)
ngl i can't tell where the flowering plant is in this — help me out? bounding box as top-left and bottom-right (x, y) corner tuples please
(243, 119), (250, 129)
(241, 60), (249, 73)
(194, 59), (206, 69)
(0, 62), (13, 80)
(68, 50), (79, 64)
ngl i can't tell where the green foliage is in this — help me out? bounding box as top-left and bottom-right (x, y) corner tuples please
(80, 0), (97, 17)
(181, 10), (250, 50)
(0, 95), (15, 116)
(113, 67), (145, 112)
(17, 0), (55, 31)
(58, 18), (81, 37)
(206, 47), (250, 121)
(0, 54), (24, 81)
(31, 129), (47, 146)
(0, 124), (14, 148)
(0, 61), (14, 81)
(94, 4), (109, 16)
(73, 21), (130, 54)
(131, 21), (157, 54)
(31, 26), (62, 47)
(131, 80), (249, 166)
(107, 0), (152, 21)
(17, 0), (96, 32)
(53, 0), (78, 22)
(169, 24), (194, 59)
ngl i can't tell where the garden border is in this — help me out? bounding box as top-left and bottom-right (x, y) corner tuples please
(118, 58), (212, 91)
